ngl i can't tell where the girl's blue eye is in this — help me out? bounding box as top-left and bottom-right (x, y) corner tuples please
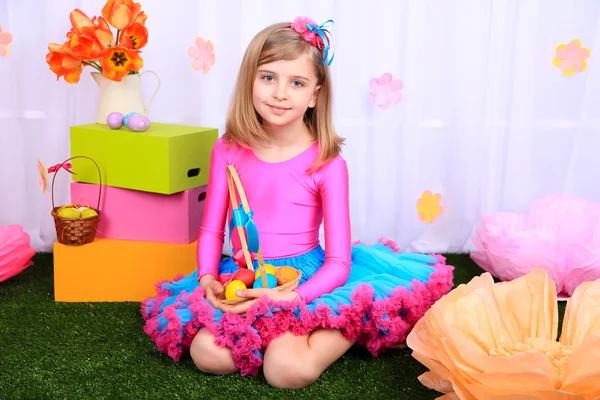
(263, 75), (274, 82)
(292, 80), (304, 87)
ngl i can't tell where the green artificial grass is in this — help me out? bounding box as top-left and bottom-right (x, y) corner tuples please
(0, 254), (493, 399)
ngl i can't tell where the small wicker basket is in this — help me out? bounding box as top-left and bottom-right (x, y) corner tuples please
(51, 156), (102, 246)
(217, 165), (301, 305)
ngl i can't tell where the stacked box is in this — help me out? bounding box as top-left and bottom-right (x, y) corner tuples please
(53, 122), (218, 302)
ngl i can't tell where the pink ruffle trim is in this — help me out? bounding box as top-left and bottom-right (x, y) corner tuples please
(142, 246), (454, 377)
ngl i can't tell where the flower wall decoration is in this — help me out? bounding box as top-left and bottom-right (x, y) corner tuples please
(416, 190), (443, 224)
(368, 73), (403, 109)
(406, 269), (600, 399)
(188, 37), (215, 73)
(0, 25), (13, 57)
(553, 39), (590, 76)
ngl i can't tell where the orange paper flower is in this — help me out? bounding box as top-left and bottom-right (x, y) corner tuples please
(417, 190), (443, 223)
(0, 25), (13, 57)
(37, 160), (47, 194)
(102, 0), (147, 31)
(406, 269), (600, 399)
(99, 46), (143, 81)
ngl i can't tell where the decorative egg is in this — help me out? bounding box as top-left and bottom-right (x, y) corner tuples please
(225, 280), (247, 300)
(123, 112), (139, 125)
(126, 114), (151, 132)
(255, 264), (276, 279)
(106, 112), (124, 129)
(253, 273), (277, 289)
(275, 266), (299, 285)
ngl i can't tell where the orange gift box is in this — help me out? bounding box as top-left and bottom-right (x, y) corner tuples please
(53, 238), (197, 302)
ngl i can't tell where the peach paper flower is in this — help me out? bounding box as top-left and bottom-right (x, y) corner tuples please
(553, 39), (591, 76)
(416, 190), (443, 223)
(0, 25), (13, 57)
(406, 269), (600, 399)
(188, 37), (215, 73)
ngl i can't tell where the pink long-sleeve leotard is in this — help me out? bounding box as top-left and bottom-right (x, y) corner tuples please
(197, 137), (352, 303)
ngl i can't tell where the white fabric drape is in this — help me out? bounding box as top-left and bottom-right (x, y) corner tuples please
(1, 0), (599, 253)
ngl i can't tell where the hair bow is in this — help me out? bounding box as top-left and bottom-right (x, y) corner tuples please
(306, 19), (335, 66)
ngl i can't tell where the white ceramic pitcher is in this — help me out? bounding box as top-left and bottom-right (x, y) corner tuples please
(91, 71), (161, 124)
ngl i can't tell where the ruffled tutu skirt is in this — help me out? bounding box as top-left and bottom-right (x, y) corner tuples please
(141, 239), (454, 376)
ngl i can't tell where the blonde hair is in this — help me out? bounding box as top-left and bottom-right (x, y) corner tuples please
(224, 22), (344, 172)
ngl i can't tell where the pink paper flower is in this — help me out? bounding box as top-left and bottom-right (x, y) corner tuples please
(0, 25), (13, 57)
(290, 16), (324, 49)
(553, 39), (591, 76)
(369, 73), (403, 109)
(188, 37), (215, 74)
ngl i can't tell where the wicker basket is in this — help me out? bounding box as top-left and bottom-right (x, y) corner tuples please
(217, 165), (301, 305)
(51, 156), (102, 246)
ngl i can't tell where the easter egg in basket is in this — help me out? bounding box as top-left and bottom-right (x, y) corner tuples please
(225, 280), (247, 300)
(255, 264), (276, 278)
(275, 266), (300, 285)
(253, 273), (277, 289)
(232, 268), (255, 288)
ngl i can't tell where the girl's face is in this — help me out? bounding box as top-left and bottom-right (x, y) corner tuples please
(252, 54), (321, 131)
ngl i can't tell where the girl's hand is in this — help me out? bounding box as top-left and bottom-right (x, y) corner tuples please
(199, 274), (224, 309)
(217, 289), (301, 316)
(238, 288), (300, 303)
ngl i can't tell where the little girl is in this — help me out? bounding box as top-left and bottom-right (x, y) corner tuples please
(142, 16), (454, 389)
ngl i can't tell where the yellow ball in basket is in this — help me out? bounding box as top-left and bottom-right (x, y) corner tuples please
(80, 208), (98, 218)
(255, 264), (276, 278)
(225, 280), (247, 300)
(57, 207), (80, 219)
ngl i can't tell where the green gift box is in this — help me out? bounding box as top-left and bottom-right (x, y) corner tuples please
(70, 123), (218, 195)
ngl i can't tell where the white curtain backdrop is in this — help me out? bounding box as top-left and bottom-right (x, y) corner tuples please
(1, 0), (599, 253)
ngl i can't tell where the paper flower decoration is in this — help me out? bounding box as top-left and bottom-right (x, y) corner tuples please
(368, 73), (402, 109)
(188, 37), (215, 73)
(406, 269), (600, 399)
(38, 160), (75, 194)
(0, 225), (36, 283)
(0, 25), (13, 57)
(553, 39), (590, 76)
(471, 193), (600, 298)
(37, 160), (47, 194)
(416, 190), (443, 223)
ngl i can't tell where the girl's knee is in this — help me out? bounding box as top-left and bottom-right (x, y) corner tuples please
(189, 330), (238, 375)
(263, 353), (320, 389)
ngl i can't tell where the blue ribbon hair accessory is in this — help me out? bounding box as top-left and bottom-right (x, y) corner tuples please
(290, 16), (335, 66)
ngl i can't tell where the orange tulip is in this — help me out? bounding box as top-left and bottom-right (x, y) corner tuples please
(99, 46), (143, 82)
(46, 44), (83, 84)
(102, 0), (147, 31)
(119, 23), (148, 50)
(64, 10), (113, 61)
(406, 269), (600, 399)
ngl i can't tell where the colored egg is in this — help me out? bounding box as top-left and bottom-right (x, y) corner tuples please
(123, 112), (139, 125)
(275, 266), (299, 285)
(253, 273), (277, 289)
(106, 112), (124, 129)
(232, 268), (255, 288)
(225, 280), (246, 300)
(126, 114), (151, 132)
(255, 264), (276, 279)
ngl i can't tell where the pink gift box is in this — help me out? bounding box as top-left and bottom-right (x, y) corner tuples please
(70, 182), (206, 244)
